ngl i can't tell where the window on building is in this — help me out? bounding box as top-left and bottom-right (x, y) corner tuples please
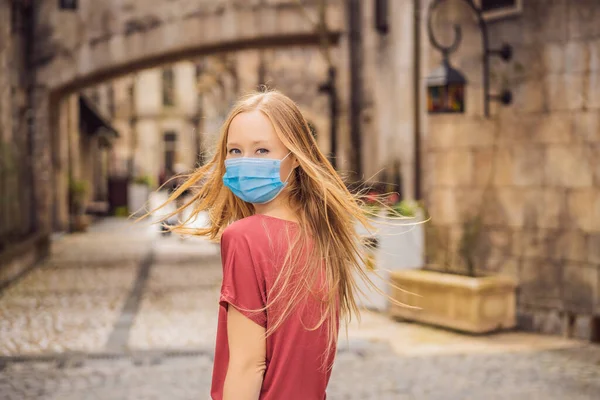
(59, 0), (78, 10)
(477, 0), (522, 19)
(162, 68), (175, 106)
(163, 131), (177, 174)
(107, 85), (115, 118)
(10, 0), (20, 33)
(374, 0), (389, 35)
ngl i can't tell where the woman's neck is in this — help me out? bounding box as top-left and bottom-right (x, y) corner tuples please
(253, 194), (299, 223)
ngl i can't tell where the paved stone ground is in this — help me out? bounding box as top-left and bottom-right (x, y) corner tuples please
(1, 218), (599, 400)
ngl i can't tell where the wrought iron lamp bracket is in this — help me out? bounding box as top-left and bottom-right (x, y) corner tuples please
(427, 0), (513, 117)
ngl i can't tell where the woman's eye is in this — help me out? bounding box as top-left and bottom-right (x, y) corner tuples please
(256, 148), (269, 155)
(228, 149), (241, 155)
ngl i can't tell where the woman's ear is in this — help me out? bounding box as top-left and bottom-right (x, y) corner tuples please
(291, 155), (300, 170)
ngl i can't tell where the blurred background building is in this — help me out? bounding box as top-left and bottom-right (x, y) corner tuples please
(1, 0), (599, 344)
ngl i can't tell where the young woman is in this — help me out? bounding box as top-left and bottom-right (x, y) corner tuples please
(160, 90), (375, 400)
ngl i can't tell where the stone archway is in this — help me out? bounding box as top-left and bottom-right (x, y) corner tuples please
(33, 0), (345, 233)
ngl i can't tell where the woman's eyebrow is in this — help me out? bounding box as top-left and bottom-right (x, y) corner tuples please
(227, 140), (269, 147)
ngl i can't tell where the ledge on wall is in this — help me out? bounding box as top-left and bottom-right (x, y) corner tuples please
(0, 233), (50, 290)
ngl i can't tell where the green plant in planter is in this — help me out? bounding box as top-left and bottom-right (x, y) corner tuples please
(361, 202), (382, 217)
(69, 179), (89, 215)
(114, 206), (129, 217)
(387, 199), (421, 218)
(133, 175), (153, 187)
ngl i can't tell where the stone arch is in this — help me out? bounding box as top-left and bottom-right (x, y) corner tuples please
(35, 0), (344, 232)
(38, 0), (343, 93)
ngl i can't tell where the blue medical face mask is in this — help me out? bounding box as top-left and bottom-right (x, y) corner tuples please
(222, 153), (294, 204)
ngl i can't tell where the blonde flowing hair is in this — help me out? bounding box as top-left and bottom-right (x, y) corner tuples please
(151, 90), (404, 366)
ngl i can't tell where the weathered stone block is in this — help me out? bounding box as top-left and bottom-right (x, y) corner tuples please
(543, 42), (565, 74)
(564, 40), (590, 73)
(454, 188), (485, 224)
(427, 120), (456, 150)
(532, 309), (564, 336)
(464, 84), (484, 117)
(563, 264), (597, 313)
(573, 315), (593, 341)
(545, 73), (585, 111)
(519, 258), (563, 309)
(435, 150), (473, 187)
(429, 188), (458, 225)
(513, 145), (545, 186)
(587, 233), (600, 264)
(538, 189), (567, 229)
(571, 111), (599, 142)
(568, 189), (600, 232)
(424, 224), (451, 267)
(483, 250), (520, 280)
(533, 113), (572, 144)
(497, 113), (540, 144)
(453, 120), (496, 148)
(512, 79), (545, 114)
(473, 149), (493, 186)
(515, 227), (562, 259)
(545, 145), (593, 188)
(553, 230), (588, 263)
(492, 148), (513, 186)
(522, 0), (567, 44)
(568, 0), (600, 40)
(586, 72), (600, 109)
(497, 188), (526, 228)
(589, 38), (600, 71)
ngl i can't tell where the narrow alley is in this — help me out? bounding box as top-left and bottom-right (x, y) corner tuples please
(1, 218), (599, 400)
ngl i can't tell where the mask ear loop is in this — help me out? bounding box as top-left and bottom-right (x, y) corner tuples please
(281, 152), (295, 184)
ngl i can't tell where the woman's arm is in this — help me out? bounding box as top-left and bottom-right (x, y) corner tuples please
(222, 306), (267, 400)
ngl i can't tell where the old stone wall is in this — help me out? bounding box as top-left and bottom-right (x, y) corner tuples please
(0, 2), (36, 243)
(423, 0), (600, 340)
(361, 0), (418, 197)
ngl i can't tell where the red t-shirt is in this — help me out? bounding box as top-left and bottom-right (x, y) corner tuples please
(210, 214), (338, 400)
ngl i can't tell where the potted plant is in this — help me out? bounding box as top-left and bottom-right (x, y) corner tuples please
(69, 179), (90, 232)
(388, 205), (518, 334)
(355, 190), (425, 312)
(128, 175), (153, 217)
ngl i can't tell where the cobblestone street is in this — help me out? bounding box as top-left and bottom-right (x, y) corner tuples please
(1, 218), (599, 400)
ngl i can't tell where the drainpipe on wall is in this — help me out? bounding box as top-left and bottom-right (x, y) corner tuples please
(24, 0), (38, 233)
(347, 0), (363, 181)
(318, 67), (338, 169)
(413, 0), (422, 200)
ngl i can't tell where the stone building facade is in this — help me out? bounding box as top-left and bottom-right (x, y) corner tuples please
(2, 0), (599, 341)
(0, 0), (47, 285)
(87, 62), (202, 185)
(420, 0), (600, 340)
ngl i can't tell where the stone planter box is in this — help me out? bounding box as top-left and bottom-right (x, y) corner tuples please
(70, 214), (90, 232)
(354, 214), (424, 312)
(128, 183), (150, 217)
(389, 269), (517, 334)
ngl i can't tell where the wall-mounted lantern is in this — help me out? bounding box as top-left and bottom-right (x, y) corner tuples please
(427, 59), (466, 113)
(426, 0), (513, 117)
(59, 0), (77, 10)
